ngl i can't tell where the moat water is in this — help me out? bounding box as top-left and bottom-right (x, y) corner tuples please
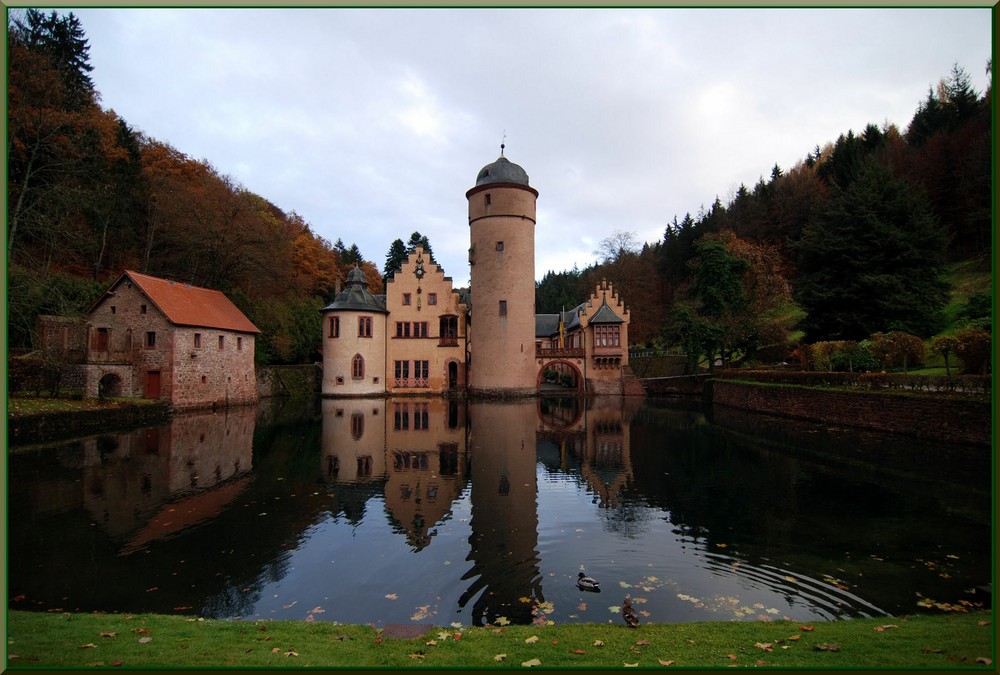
(8, 396), (991, 627)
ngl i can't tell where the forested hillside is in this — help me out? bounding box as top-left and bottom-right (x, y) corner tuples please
(7, 10), (992, 370)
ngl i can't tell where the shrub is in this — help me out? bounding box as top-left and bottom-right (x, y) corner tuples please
(954, 326), (991, 374)
(868, 331), (926, 371)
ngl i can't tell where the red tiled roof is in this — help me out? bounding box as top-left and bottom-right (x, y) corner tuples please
(117, 271), (260, 333)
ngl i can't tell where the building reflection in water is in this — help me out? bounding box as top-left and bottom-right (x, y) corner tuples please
(69, 407), (256, 554)
(320, 398), (469, 550)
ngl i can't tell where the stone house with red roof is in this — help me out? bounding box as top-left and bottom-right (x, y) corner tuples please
(49, 271), (261, 409)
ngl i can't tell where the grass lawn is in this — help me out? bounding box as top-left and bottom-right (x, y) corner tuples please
(6, 395), (159, 418)
(6, 610), (994, 669)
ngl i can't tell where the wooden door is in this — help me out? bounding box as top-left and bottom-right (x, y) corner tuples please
(144, 370), (161, 399)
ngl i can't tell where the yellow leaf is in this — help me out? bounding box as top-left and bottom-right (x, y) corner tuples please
(624, 662), (639, 667)
(494, 653), (507, 662)
(78, 643), (98, 649)
(284, 651), (299, 657)
(594, 640), (605, 647)
(519, 596), (532, 603)
(99, 632), (117, 638)
(755, 642), (773, 652)
(425, 640), (437, 647)
(525, 635), (539, 644)
(521, 658), (542, 667)
(408, 653), (426, 660)
(658, 659), (675, 666)
(495, 616), (510, 626)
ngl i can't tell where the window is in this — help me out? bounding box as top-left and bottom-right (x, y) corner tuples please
(201, 375), (207, 384)
(496, 241), (504, 252)
(237, 337), (243, 351)
(402, 293), (411, 306)
(428, 293), (437, 306)
(218, 335), (225, 350)
(140, 305), (147, 314)
(352, 354), (365, 379)
(358, 316), (372, 337)
(595, 325), (621, 347)
(440, 315), (459, 342)
(485, 193), (491, 206)
(414, 360), (429, 387)
(499, 300), (507, 316)
(110, 306), (116, 315)
(416, 322), (427, 338)
(350, 412), (364, 440)
(194, 333), (202, 348)
(394, 403), (409, 430)
(329, 316), (340, 338)
(357, 456), (372, 477)
(93, 327), (109, 351)
(145, 331), (156, 348)
(394, 360), (410, 382)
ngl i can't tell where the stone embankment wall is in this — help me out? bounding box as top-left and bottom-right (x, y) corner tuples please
(711, 379), (990, 446)
(256, 364), (322, 398)
(8, 402), (173, 446)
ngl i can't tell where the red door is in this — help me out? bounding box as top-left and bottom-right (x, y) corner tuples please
(144, 370), (161, 399)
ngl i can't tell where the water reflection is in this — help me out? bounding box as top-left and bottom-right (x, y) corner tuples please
(8, 396), (991, 626)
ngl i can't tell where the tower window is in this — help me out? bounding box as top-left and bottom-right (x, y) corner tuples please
(496, 241), (504, 252)
(358, 316), (373, 337)
(329, 316), (340, 338)
(403, 293), (411, 306)
(499, 300), (507, 316)
(485, 194), (491, 206)
(352, 354), (365, 379)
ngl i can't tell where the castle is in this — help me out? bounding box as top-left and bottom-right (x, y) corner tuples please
(321, 152), (643, 397)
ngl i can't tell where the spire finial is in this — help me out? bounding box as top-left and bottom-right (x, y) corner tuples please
(500, 129), (506, 156)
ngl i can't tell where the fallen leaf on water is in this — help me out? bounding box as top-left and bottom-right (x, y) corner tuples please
(658, 658), (675, 666)
(145, 587), (158, 593)
(138, 637), (152, 644)
(282, 600), (298, 609)
(385, 594), (397, 600)
(620, 581), (632, 588)
(815, 644), (840, 652)
(525, 635), (539, 644)
(755, 642), (773, 652)
(494, 654), (507, 662)
(874, 624), (900, 632)
(99, 632), (117, 638)
(519, 596), (532, 603)
(304, 615), (314, 623)
(495, 616), (510, 626)
(521, 658), (542, 667)
(633, 597), (648, 604)
(173, 606), (192, 611)
(451, 622), (464, 629)
(577, 602), (587, 611)
(609, 605), (621, 613)
(639, 610), (651, 618)
(78, 643), (98, 649)
(569, 649), (586, 655)
(716, 543), (727, 548)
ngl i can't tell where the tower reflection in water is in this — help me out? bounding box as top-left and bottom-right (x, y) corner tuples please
(318, 395), (636, 626)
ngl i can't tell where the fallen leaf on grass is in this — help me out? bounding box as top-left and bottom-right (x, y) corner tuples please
(437, 632), (451, 641)
(658, 658), (675, 666)
(271, 647), (281, 653)
(814, 643), (840, 652)
(131, 628), (151, 635)
(451, 622), (463, 629)
(425, 640), (437, 647)
(976, 657), (992, 666)
(78, 643), (98, 649)
(569, 649), (586, 655)
(799, 625), (815, 632)
(922, 647), (943, 654)
(635, 640), (652, 646)
(726, 654), (737, 660)
(525, 635), (539, 644)
(495, 616), (511, 626)
(494, 653), (507, 661)
(594, 640), (604, 647)
(624, 662), (639, 667)
(521, 658), (542, 667)
(874, 624), (900, 632)
(453, 633), (463, 641)
(99, 632), (117, 638)
(110, 660), (123, 666)
(755, 642), (773, 652)
(285, 650), (299, 657)
(138, 637), (152, 644)
(408, 653), (425, 660)
(786, 634), (801, 641)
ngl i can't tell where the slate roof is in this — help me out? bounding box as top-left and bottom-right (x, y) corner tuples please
(106, 271), (260, 333)
(535, 302), (585, 337)
(322, 265), (388, 314)
(475, 156), (530, 187)
(589, 302), (624, 324)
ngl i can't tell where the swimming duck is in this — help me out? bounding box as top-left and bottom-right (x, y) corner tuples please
(576, 572), (601, 592)
(621, 596), (639, 627)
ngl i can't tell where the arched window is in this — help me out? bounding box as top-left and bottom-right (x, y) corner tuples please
(352, 354), (364, 379)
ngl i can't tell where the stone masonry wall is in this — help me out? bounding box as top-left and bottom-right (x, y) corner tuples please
(712, 380), (990, 446)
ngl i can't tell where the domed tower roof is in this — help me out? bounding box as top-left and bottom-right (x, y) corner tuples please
(475, 155), (530, 187)
(322, 265), (387, 313)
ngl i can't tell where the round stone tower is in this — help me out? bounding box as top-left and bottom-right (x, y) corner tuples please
(467, 151), (538, 396)
(320, 265), (387, 396)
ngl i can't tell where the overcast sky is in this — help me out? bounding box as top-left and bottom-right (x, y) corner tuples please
(65, 7), (991, 287)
